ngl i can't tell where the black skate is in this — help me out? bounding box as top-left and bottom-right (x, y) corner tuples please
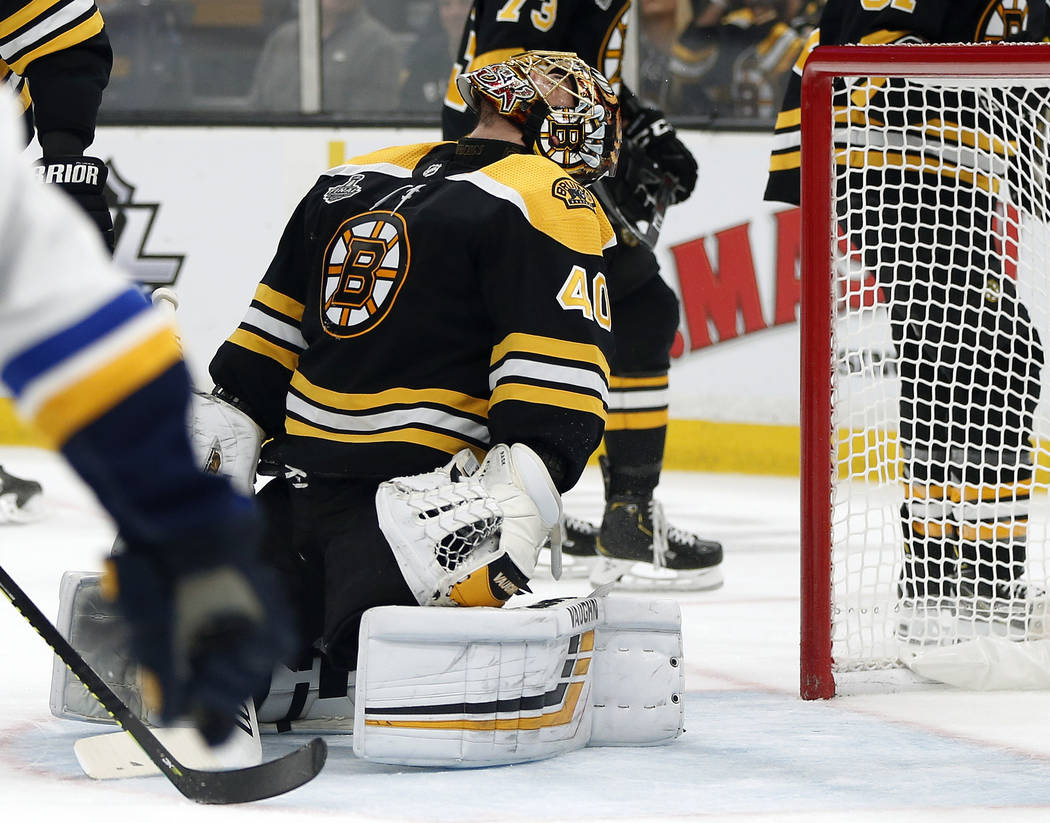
(0, 464), (44, 524)
(956, 577), (1050, 640)
(591, 479), (724, 591)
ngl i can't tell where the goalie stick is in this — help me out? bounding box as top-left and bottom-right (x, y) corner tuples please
(0, 562), (327, 804)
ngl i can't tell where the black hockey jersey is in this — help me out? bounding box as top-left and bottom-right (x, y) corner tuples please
(764, 0), (1049, 204)
(210, 139), (616, 492)
(442, 0), (630, 139)
(0, 0), (111, 147)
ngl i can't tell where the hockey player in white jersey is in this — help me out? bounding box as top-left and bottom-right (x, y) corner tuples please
(0, 86), (293, 749)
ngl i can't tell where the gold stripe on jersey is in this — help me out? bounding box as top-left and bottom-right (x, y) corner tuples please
(833, 148), (997, 193)
(7, 10), (104, 75)
(255, 283), (305, 323)
(0, 0), (68, 37)
(344, 142), (448, 174)
(465, 156), (616, 255)
(606, 373), (669, 431)
(490, 333), (608, 420)
(927, 121), (1011, 156)
(606, 409), (669, 431)
(609, 374), (668, 390)
(490, 383), (606, 418)
(285, 417), (483, 457)
(769, 150), (799, 172)
(34, 326), (181, 445)
(491, 333), (610, 380)
(229, 328), (300, 372)
(290, 371), (489, 419)
(949, 478), (1034, 504)
(858, 29), (912, 46)
(774, 108), (801, 130)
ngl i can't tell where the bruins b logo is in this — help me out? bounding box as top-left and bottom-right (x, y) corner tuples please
(977, 0), (1029, 41)
(321, 211), (410, 338)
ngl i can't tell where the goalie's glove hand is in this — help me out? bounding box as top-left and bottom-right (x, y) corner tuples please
(103, 513), (294, 745)
(623, 108), (698, 204)
(35, 155), (115, 252)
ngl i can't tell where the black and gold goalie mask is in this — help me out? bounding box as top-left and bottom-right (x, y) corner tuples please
(456, 50), (621, 185)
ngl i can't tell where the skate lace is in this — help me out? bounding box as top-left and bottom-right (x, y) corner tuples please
(562, 514), (599, 536)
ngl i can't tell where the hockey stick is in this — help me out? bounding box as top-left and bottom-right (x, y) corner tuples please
(0, 563), (327, 804)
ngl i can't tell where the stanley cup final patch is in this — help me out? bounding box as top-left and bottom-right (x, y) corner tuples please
(324, 174), (365, 204)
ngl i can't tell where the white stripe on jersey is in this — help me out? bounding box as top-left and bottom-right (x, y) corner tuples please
(242, 306), (307, 350)
(608, 387), (669, 412)
(286, 393), (490, 442)
(489, 357), (608, 403)
(1, 0), (96, 61)
(322, 162), (414, 179)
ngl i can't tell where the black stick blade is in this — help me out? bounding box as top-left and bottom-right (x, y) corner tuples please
(172, 737), (327, 805)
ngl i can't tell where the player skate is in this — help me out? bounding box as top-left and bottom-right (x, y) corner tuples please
(956, 576), (1050, 640)
(0, 464), (43, 523)
(569, 456), (723, 591)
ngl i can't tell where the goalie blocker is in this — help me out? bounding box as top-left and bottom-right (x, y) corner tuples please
(52, 575), (683, 767)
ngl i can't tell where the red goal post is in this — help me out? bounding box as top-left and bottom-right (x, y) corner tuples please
(800, 43), (1050, 700)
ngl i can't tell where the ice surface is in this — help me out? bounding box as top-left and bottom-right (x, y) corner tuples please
(3, 445), (1050, 822)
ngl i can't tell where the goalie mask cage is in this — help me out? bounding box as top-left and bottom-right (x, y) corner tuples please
(800, 44), (1050, 699)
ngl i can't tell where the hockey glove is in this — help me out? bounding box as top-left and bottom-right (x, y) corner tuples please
(623, 108), (698, 205)
(36, 155), (115, 252)
(103, 514), (294, 745)
(376, 444), (561, 607)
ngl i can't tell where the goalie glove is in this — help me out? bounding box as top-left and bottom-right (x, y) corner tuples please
(189, 388), (265, 496)
(35, 155), (115, 252)
(622, 105), (697, 205)
(376, 444), (562, 608)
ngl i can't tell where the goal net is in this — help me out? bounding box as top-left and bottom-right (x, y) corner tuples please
(800, 44), (1050, 698)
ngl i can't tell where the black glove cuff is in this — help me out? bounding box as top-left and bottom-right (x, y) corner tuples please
(36, 156), (115, 252)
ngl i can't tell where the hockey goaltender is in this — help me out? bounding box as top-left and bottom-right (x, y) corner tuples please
(51, 52), (686, 770)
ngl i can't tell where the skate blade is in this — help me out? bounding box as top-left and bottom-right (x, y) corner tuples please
(589, 558), (725, 592)
(0, 492), (45, 524)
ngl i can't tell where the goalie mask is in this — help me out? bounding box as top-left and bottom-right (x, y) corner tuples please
(456, 50), (622, 185)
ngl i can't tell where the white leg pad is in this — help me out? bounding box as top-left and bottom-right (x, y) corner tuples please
(50, 571), (151, 725)
(589, 596), (684, 746)
(353, 591), (684, 767)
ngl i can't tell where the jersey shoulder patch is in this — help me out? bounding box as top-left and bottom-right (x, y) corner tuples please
(481, 155), (615, 255)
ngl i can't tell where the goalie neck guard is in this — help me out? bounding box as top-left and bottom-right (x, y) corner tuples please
(456, 50), (621, 185)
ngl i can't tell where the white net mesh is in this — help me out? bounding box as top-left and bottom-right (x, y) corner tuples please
(826, 65), (1050, 673)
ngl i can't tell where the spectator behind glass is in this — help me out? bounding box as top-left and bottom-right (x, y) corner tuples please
(668, 0), (809, 121)
(97, 0), (193, 111)
(399, 0), (473, 113)
(251, 0), (408, 113)
(637, 0), (692, 108)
